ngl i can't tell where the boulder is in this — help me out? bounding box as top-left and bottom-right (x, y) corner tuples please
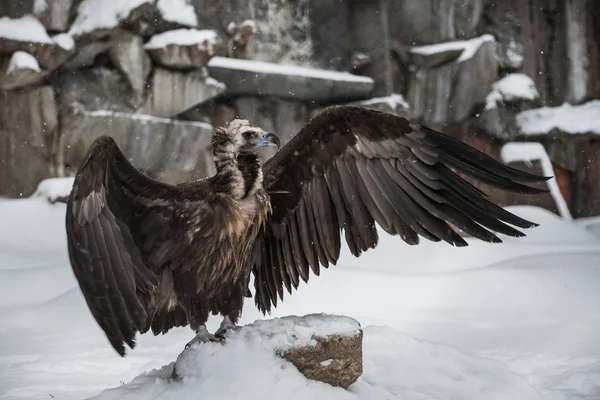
(0, 51), (50, 90)
(69, 0), (199, 40)
(171, 314), (363, 389)
(0, 86), (58, 197)
(60, 105), (215, 182)
(476, 73), (539, 140)
(226, 19), (256, 59)
(109, 32), (152, 106)
(144, 29), (226, 69)
(406, 34), (498, 126)
(307, 0), (351, 71)
(56, 67), (136, 112)
(63, 39), (112, 69)
(208, 57), (374, 103)
(0, 0), (74, 32)
(0, 16), (74, 70)
(142, 67), (226, 118)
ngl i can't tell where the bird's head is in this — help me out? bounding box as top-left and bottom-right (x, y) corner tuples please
(226, 119), (281, 153)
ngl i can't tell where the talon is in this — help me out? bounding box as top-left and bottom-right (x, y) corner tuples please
(184, 325), (221, 349)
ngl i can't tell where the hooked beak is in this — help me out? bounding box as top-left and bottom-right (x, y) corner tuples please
(252, 132), (281, 148)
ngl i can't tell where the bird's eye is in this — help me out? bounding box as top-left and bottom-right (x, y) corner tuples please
(242, 130), (255, 140)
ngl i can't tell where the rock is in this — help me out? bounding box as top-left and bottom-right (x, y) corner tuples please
(0, 51), (50, 90)
(34, 0), (75, 32)
(226, 19), (256, 59)
(388, 0), (456, 45)
(0, 0), (74, 32)
(60, 105), (215, 182)
(0, 86), (58, 197)
(172, 314), (363, 389)
(408, 47), (463, 69)
(281, 331), (363, 389)
(56, 67), (136, 112)
(453, 0), (484, 39)
(406, 34), (498, 125)
(144, 29), (226, 70)
(69, 0), (199, 40)
(350, 0), (393, 97)
(308, 0), (351, 71)
(142, 67), (226, 118)
(63, 39), (112, 69)
(0, 16), (74, 70)
(109, 32), (151, 106)
(208, 56), (374, 103)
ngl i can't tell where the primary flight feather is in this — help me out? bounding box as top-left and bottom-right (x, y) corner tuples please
(65, 106), (549, 356)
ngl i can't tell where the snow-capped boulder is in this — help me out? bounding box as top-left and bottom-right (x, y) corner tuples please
(0, 16), (74, 70)
(144, 29), (226, 69)
(207, 57), (374, 103)
(141, 67), (226, 118)
(0, 51), (49, 90)
(171, 314), (363, 389)
(476, 73), (539, 140)
(406, 34), (498, 126)
(0, 0), (74, 32)
(109, 32), (151, 106)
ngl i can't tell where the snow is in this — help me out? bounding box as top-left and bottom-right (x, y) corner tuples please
(516, 100), (600, 136)
(501, 143), (572, 221)
(144, 29), (219, 51)
(1, 192), (600, 399)
(31, 177), (74, 203)
(485, 73), (539, 110)
(410, 34), (495, 63)
(69, 0), (152, 36)
(86, 109), (215, 130)
(207, 56), (375, 83)
(0, 15), (74, 50)
(157, 0), (198, 27)
(357, 93), (409, 110)
(7, 51), (41, 74)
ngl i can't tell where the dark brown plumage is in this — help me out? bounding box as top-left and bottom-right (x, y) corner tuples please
(65, 106), (549, 356)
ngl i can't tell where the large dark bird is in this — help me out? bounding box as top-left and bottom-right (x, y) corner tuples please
(65, 106), (549, 356)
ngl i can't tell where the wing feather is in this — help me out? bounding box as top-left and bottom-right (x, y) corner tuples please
(252, 106), (550, 314)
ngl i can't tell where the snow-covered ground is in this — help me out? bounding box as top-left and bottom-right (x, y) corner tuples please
(1, 179), (600, 400)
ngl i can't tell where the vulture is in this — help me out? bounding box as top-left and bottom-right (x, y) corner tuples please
(65, 105), (549, 356)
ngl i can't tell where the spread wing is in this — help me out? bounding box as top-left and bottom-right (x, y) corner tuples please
(252, 106), (550, 313)
(65, 136), (200, 356)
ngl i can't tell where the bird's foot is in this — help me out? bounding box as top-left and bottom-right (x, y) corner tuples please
(184, 325), (221, 349)
(214, 316), (241, 340)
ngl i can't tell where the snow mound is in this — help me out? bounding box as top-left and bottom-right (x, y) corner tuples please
(207, 56), (374, 83)
(516, 100), (600, 136)
(31, 177), (74, 202)
(157, 0), (198, 27)
(144, 29), (219, 50)
(0, 15), (74, 50)
(69, 0), (152, 36)
(7, 51), (40, 73)
(486, 73), (539, 110)
(410, 34), (495, 63)
(90, 324), (559, 400)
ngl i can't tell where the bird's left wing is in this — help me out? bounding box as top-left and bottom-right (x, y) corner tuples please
(252, 105), (549, 313)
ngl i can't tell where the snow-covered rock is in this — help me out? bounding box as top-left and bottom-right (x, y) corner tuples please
(0, 51), (49, 90)
(172, 314), (363, 389)
(144, 29), (226, 69)
(0, 16), (74, 70)
(61, 107), (216, 183)
(141, 68), (226, 118)
(156, 0), (198, 28)
(31, 177), (75, 204)
(109, 32), (151, 106)
(207, 57), (374, 102)
(353, 93), (410, 118)
(476, 73), (539, 140)
(516, 101), (600, 137)
(406, 34), (498, 125)
(0, 0), (73, 32)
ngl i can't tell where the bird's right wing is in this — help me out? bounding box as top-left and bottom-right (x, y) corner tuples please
(66, 136), (196, 356)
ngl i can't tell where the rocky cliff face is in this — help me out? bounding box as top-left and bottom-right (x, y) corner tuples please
(0, 0), (598, 216)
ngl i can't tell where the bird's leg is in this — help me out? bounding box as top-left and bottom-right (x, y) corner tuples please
(214, 315), (241, 339)
(185, 325), (221, 349)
